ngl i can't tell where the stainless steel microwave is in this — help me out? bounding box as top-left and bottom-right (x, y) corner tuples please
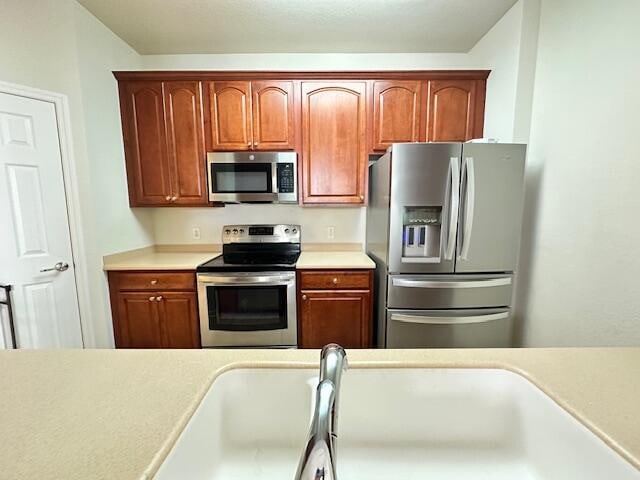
(207, 151), (297, 203)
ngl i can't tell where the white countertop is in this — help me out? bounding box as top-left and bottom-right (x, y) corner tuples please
(296, 251), (375, 269)
(103, 250), (220, 271)
(104, 246), (375, 271)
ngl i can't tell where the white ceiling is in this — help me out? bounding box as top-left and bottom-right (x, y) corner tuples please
(77, 0), (518, 55)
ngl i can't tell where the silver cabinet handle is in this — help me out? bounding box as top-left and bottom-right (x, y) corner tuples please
(40, 262), (69, 273)
(459, 156), (475, 260)
(392, 277), (511, 289)
(445, 156), (460, 260)
(390, 312), (509, 325)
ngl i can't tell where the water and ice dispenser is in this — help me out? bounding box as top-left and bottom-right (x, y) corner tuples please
(402, 206), (442, 262)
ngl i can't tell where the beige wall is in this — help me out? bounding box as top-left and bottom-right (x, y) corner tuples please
(515, 0), (640, 346)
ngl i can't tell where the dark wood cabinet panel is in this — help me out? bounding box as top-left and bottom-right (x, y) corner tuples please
(207, 81), (252, 151)
(108, 271), (200, 349)
(252, 80), (296, 150)
(159, 292), (200, 348)
(299, 290), (371, 349)
(297, 269), (373, 348)
(163, 81), (208, 205)
(116, 292), (163, 348)
(301, 82), (367, 204)
(372, 80), (422, 151)
(120, 81), (172, 205)
(426, 79), (484, 142)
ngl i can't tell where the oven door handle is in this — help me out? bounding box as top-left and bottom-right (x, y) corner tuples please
(198, 275), (294, 285)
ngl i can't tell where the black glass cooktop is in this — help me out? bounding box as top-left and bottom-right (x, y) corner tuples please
(197, 243), (300, 272)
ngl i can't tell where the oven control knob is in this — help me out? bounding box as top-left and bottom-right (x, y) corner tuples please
(292, 228), (298, 234)
(239, 229), (245, 234)
(225, 229), (231, 235)
(284, 228), (290, 233)
(232, 229), (238, 235)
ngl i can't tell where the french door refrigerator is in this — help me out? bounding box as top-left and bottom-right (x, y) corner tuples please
(366, 142), (526, 348)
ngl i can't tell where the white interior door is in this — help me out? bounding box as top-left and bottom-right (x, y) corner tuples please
(0, 92), (83, 348)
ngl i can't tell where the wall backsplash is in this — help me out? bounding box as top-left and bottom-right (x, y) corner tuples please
(152, 205), (366, 245)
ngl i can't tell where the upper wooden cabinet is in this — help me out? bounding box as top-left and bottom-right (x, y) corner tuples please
(426, 79), (485, 142)
(120, 81), (172, 205)
(118, 80), (208, 206)
(163, 82), (208, 205)
(207, 81), (252, 150)
(372, 80), (422, 151)
(115, 71), (488, 206)
(252, 81), (296, 150)
(301, 81), (368, 204)
(206, 80), (296, 151)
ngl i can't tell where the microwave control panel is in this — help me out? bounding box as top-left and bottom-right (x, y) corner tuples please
(277, 163), (296, 193)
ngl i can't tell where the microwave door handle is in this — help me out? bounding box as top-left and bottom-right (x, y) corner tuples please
(390, 311), (509, 325)
(459, 157), (475, 260)
(444, 156), (460, 260)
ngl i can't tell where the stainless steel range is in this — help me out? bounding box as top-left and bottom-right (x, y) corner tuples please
(197, 224), (301, 348)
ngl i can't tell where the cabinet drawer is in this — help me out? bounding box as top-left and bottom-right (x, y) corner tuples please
(299, 270), (371, 290)
(111, 272), (196, 291)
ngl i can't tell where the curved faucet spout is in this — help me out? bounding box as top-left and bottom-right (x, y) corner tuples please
(294, 344), (348, 480)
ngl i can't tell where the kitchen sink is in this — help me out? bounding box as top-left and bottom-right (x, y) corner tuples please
(155, 368), (639, 479)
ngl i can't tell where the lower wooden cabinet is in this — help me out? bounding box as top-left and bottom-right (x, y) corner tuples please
(108, 271), (200, 349)
(298, 270), (373, 348)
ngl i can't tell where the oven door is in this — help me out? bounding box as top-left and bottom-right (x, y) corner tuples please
(208, 161), (277, 203)
(197, 272), (297, 347)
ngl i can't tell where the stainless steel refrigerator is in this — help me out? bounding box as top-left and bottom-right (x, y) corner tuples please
(366, 142), (526, 348)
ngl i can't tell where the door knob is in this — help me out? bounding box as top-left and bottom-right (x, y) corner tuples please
(40, 262), (69, 273)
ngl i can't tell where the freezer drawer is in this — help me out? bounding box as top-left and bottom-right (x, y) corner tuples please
(386, 308), (511, 348)
(387, 274), (513, 309)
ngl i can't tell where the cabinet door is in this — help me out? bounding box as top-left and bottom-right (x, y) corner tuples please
(251, 81), (295, 151)
(372, 80), (422, 151)
(299, 290), (371, 348)
(115, 292), (163, 348)
(158, 292), (200, 348)
(120, 81), (171, 206)
(207, 81), (252, 151)
(163, 81), (208, 206)
(426, 80), (481, 142)
(301, 82), (367, 204)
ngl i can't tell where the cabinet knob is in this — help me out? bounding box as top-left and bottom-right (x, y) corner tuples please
(359, 195), (364, 201)
(148, 296), (156, 302)
(150, 279), (158, 285)
(171, 196), (177, 202)
(156, 296), (163, 302)
(165, 196), (171, 201)
(247, 142), (252, 147)
(332, 277), (339, 284)
(302, 294), (307, 300)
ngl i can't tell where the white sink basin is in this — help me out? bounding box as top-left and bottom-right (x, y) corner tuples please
(155, 368), (638, 479)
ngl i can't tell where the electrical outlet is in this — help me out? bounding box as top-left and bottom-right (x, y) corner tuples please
(192, 227), (201, 240)
(327, 226), (335, 240)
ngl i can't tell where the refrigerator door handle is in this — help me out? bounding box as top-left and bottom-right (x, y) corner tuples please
(444, 156), (460, 260)
(390, 311), (509, 325)
(459, 156), (475, 260)
(391, 277), (512, 289)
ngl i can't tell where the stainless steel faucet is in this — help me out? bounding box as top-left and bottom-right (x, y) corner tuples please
(294, 344), (348, 480)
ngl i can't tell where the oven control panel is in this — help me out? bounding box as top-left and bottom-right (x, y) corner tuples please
(222, 224), (300, 243)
